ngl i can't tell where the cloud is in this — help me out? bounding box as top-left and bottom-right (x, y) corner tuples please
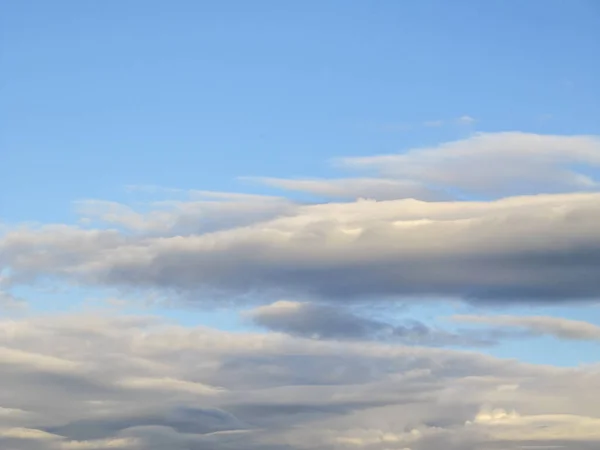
(116, 377), (224, 395)
(0, 346), (82, 374)
(247, 301), (388, 340)
(467, 407), (600, 442)
(456, 115), (476, 125)
(3, 132), (600, 307)
(341, 132), (600, 197)
(252, 132), (600, 201)
(453, 315), (600, 341)
(247, 301), (507, 346)
(2, 191), (600, 304)
(75, 192), (296, 235)
(0, 311), (598, 449)
(247, 177), (449, 201)
(0, 289), (27, 311)
(375, 116), (475, 133)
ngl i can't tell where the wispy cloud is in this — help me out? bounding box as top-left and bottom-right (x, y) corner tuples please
(341, 132), (600, 197)
(253, 132), (600, 200)
(452, 315), (600, 341)
(244, 176), (450, 201)
(456, 115), (476, 125)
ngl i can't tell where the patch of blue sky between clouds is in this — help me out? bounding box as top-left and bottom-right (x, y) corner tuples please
(12, 281), (600, 367)
(11, 284), (249, 331)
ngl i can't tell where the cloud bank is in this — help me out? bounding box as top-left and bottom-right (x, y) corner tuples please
(2, 191), (600, 304)
(0, 312), (599, 450)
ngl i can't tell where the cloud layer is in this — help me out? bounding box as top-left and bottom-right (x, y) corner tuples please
(0, 312), (599, 450)
(2, 131), (600, 449)
(2, 132), (600, 306)
(2, 191), (600, 304)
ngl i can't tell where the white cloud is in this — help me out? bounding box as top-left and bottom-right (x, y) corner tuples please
(341, 132), (600, 197)
(0, 427), (60, 440)
(456, 115), (476, 125)
(250, 132), (600, 201)
(452, 315), (600, 341)
(0, 346), (81, 373)
(468, 407), (600, 441)
(375, 116), (475, 133)
(247, 177), (449, 201)
(75, 193), (295, 235)
(116, 377), (224, 395)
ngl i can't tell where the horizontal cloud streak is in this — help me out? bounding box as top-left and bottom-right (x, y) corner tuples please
(341, 132), (600, 197)
(248, 301), (511, 346)
(247, 177), (450, 201)
(2, 192), (600, 304)
(453, 314), (600, 341)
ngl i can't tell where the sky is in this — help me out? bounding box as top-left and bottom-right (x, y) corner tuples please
(1, 1), (600, 449)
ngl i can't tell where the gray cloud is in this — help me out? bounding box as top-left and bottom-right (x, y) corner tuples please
(247, 301), (388, 340)
(0, 311), (598, 449)
(247, 301), (506, 346)
(2, 191), (600, 304)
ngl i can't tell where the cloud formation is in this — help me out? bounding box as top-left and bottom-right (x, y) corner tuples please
(0, 312), (599, 449)
(245, 177), (449, 201)
(453, 314), (600, 341)
(2, 191), (600, 304)
(250, 132), (600, 201)
(248, 301), (510, 346)
(341, 132), (600, 198)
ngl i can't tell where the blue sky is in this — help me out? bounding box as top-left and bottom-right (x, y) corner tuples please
(2, 1), (600, 371)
